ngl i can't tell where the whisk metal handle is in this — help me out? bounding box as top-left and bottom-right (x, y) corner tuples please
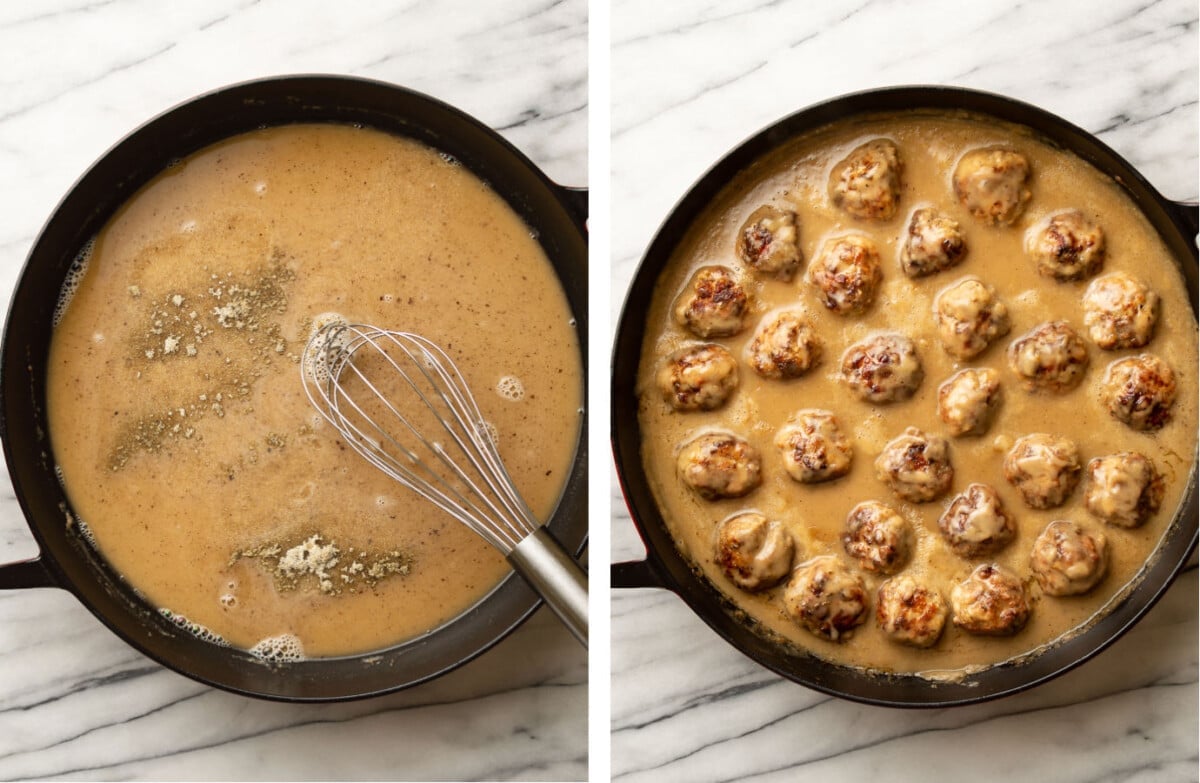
(508, 526), (588, 647)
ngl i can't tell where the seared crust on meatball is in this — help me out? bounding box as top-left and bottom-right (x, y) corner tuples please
(674, 265), (750, 338)
(875, 427), (954, 503)
(1006, 321), (1089, 392)
(657, 344), (739, 411)
(934, 277), (1012, 359)
(1100, 354), (1176, 431)
(829, 138), (902, 221)
(843, 500), (911, 574)
(953, 147), (1031, 226)
(938, 483), (1015, 558)
(950, 564), (1030, 636)
(900, 207), (967, 278)
(677, 432), (762, 500)
(808, 235), (883, 315)
(747, 311), (822, 379)
(841, 333), (923, 403)
(783, 556), (869, 641)
(737, 205), (803, 280)
(1027, 210), (1105, 281)
(937, 367), (1002, 437)
(1083, 272), (1160, 350)
(876, 575), (948, 648)
(1085, 452), (1164, 528)
(715, 512), (795, 592)
(774, 409), (853, 484)
(1030, 520), (1108, 597)
(1003, 433), (1081, 509)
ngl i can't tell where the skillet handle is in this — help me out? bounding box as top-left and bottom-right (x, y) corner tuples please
(1170, 200), (1199, 240)
(611, 557), (668, 590)
(0, 556), (56, 589)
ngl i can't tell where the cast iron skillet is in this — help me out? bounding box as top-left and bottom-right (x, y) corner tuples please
(0, 75), (588, 701)
(611, 85), (1198, 708)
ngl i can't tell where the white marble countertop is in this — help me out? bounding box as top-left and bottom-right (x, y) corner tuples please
(0, 1), (586, 781)
(610, 1), (1198, 781)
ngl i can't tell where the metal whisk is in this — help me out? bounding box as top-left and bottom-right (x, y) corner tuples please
(300, 322), (587, 646)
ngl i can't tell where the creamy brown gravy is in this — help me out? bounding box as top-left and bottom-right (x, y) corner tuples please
(637, 112), (1198, 676)
(47, 124), (582, 658)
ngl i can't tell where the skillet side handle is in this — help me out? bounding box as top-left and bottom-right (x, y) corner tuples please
(611, 557), (669, 590)
(0, 557), (56, 590)
(1170, 200), (1199, 241)
(555, 185), (588, 230)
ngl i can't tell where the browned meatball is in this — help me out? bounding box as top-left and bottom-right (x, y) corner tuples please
(1006, 321), (1089, 392)
(829, 138), (902, 221)
(1003, 433), (1081, 509)
(782, 556), (869, 641)
(933, 277), (1012, 359)
(876, 575), (948, 648)
(938, 483), (1015, 558)
(840, 333), (923, 403)
(1083, 272), (1160, 350)
(715, 512), (796, 592)
(657, 344), (739, 411)
(1100, 354), (1176, 431)
(843, 500), (911, 574)
(1085, 452), (1164, 528)
(950, 564), (1030, 635)
(807, 235), (883, 315)
(674, 265), (750, 338)
(737, 205), (803, 280)
(1030, 519), (1108, 596)
(937, 367), (1002, 437)
(677, 432), (762, 500)
(747, 311), (822, 379)
(875, 427), (953, 503)
(774, 409), (853, 484)
(899, 207), (967, 278)
(1027, 210), (1105, 281)
(953, 147), (1031, 226)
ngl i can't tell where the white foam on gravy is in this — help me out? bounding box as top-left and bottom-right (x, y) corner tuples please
(636, 111), (1197, 677)
(47, 124), (582, 657)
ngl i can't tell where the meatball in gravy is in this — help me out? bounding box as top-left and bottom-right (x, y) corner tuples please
(1006, 321), (1089, 393)
(1027, 210), (1105, 281)
(1030, 520), (1107, 597)
(747, 311), (822, 380)
(933, 277), (1011, 360)
(1083, 272), (1159, 350)
(775, 409), (853, 484)
(840, 333), (923, 404)
(807, 235), (883, 315)
(876, 575), (948, 648)
(715, 512), (795, 592)
(829, 138), (902, 221)
(1100, 354), (1177, 432)
(657, 344), (739, 412)
(1085, 452), (1164, 528)
(950, 564), (1031, 636)
(938, 483), (1015, 559)
(937, 367), (1002, 437)
(677, 432), (762, 500)
(843, 500), (911, 574)
(1003, 433), (1081, 509)
(737, 205), (802, 280)
(899, 207), (967, 278)
(953, 147), (1031, 226)
(674, 265), (749, 338)
(783, 556), (869, 641)
(875, 427), (954, 503)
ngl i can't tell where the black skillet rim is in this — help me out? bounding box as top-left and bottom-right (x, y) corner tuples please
(0, 74), (588, 701)
(611, 84), (1199, 708)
